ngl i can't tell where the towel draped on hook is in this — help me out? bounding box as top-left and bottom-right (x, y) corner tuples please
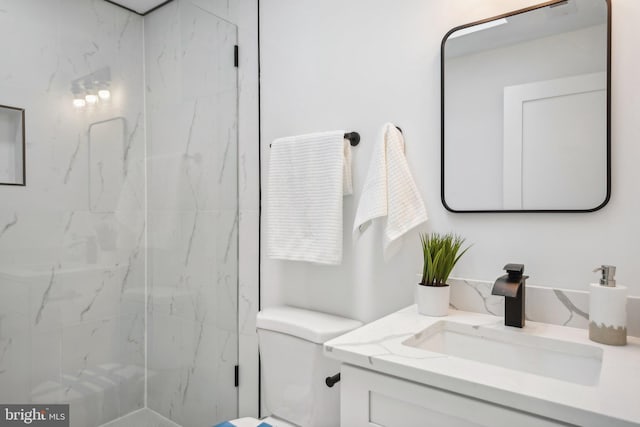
(353, 123), (428, 259)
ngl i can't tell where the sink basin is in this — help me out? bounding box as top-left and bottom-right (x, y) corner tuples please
(402, 321), (603, 385)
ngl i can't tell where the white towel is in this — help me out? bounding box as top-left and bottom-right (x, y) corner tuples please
(353, 123), (428, 259)
(266, 130), (351, 265)
(343, 140), (353, 195)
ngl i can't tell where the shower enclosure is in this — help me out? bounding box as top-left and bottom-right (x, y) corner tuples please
(0, 1), (239, 426)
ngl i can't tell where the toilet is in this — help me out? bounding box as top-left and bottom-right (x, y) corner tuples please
(221, 305), (362, 427)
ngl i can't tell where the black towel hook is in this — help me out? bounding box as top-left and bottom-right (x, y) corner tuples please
(344, 132), (360, 146)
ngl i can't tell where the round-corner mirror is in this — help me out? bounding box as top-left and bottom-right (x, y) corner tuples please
(441, 0), (610, 212)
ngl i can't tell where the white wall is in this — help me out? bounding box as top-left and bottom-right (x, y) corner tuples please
(260, 0), (640, 324)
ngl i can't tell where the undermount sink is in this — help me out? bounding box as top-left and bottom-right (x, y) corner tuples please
(402, 320), (603, 386)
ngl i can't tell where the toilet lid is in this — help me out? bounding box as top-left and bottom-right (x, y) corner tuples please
(257, 306), (363, 343)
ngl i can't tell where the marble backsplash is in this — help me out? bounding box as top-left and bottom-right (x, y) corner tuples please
(449, 277), (640, 338)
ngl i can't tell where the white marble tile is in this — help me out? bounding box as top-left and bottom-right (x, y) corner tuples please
(143, 1), (181, 98)
(118, 313), (145, 367)
(238, 331), (259, 418)
(146, 23), (238, 211)
(60, 317), (145, 427)
(99, 409), (149, 427)
(146, 213), (239, 420)
(179, 4), (237, 97)
(449, 277), (640, 338)
(89, 118), (126, 213)
(237, 208), (260, 417)
(145, 410), (182, 427)
(171, 323), (238, 425)
(238, 209), (259, 336)
(527, 287), (590, 329)
(99, 408), (182, 427)
(0, 0), (260, 425)
(30, 329), (64, 400)
(236, 0), (260, 214)
(147, 210), (236, 323)
(0, 311), (32, 403)
(0, 1), (145, 426)
(448, 278), (504, 316)
(145, 2), (243, 425)
(147, 313), (238, 426)
(187, 0), (232, 20)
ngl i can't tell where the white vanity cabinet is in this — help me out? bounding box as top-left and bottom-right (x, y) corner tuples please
(340, 364), (572, 427)
(326, 308), (640, 427)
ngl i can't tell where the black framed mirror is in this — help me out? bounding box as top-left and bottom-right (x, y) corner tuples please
(0, 104), (26, 186)
(441, 0), (610, 212)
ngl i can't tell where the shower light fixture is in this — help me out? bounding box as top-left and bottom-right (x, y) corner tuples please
(69, 67), (112, 109)
(71, 82), (86, 108)
(85, 93), (99, 105)
(98, 89), (111, 100)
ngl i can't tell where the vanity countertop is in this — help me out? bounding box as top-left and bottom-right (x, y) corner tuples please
(324, 306), (640, 427)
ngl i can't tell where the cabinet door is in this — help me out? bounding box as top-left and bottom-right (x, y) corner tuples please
(340, 365), (574, 427)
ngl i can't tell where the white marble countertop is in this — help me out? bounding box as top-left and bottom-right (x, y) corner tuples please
(324, 306), (640, 427)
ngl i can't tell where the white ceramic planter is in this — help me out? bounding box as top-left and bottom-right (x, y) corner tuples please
(416, 284), (450, 316)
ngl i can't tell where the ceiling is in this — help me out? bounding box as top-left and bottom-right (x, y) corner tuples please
(106, 0), (171, 15)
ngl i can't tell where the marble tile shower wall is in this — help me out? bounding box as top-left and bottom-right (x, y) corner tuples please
(145, 2), (239, 427)
(0, 1), (145, 427)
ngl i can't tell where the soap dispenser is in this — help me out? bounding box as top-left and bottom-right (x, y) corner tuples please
(589, 265), (627, 346)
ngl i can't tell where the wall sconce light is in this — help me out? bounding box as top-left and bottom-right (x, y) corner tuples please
(85, 93), (99, 105)
(70, 67), (112, 109)
(72, 83), (86, 108)
(98, 89), (111, 101)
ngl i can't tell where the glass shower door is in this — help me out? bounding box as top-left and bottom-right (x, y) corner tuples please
(145, 2), (239, 426)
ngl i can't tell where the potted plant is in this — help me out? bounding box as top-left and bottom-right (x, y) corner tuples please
(417, 233), (470, 316)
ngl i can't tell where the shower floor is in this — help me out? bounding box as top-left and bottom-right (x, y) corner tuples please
(100, 409), (181, 427)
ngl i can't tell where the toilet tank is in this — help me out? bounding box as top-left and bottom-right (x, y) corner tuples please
(257, 306), (362, 427)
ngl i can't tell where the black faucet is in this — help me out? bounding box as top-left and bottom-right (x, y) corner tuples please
(491, 264), (528, 328)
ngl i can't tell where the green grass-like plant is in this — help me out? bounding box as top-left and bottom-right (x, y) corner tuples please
(419, 233), (470, 287)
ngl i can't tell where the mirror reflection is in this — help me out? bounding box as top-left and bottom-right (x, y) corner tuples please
(442, 0), (609, 212)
